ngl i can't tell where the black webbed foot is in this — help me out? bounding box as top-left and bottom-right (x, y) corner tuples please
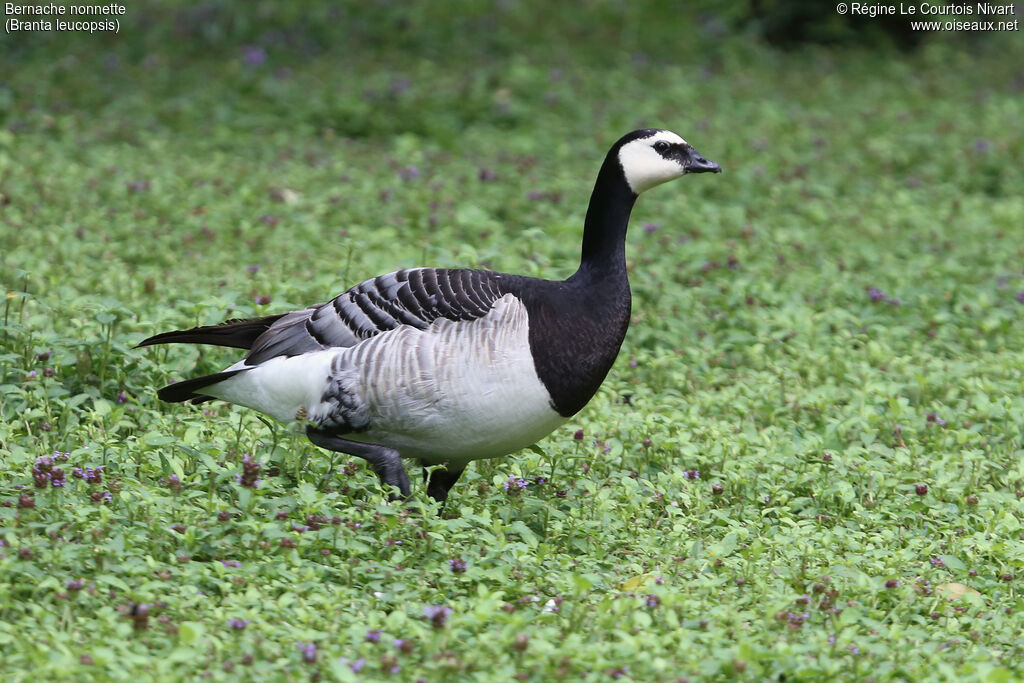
(422, 463), (465, 504)
(306, 427), (411, 499)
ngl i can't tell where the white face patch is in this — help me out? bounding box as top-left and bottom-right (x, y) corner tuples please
(617, 130), (689, 195)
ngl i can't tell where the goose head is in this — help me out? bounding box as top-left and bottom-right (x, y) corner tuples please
(616, 129), (721, 195)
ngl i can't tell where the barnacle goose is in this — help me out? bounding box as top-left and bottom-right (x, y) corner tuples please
(139, 129), (721, 502)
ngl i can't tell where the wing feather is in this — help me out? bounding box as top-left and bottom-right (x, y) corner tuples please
(351, 287), (399, 330)
(241, 268), (509, 366)
(457, 269), (491, 313)
(413, 269), (441, 315)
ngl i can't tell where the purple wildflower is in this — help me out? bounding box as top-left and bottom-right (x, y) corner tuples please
(643, 222), (659, 234)
(66, 579), (86, 591)
(131, 603), (150, 631)
(165, 474), (183, 492)
(387, 75), (411, 95)
(33, 460), (51, 488)
(221, 559), (242, 568)
(25, 370), (37, 381)
(235, 454), (262, 488)
(683, 469), (701, 480)
(340, 657), (366, 673)
(116, 391), (128, 403)
(502, 474), (530, 493)
(925, 412), (947, 427)
(607, 666), (630, 680)
(449, 558), (467, 573)
(398, 165), (420, 181)
(246, 264), (260, 273)
(298, 642), (317, 663)
(90, 491), (112, 504)
(1016, 291), (1024, 303)
(229, 618), (249, 631)
(867, 287), (887, 302)
(423, 605), (452, 628)
(49, 468), (66, 488)
(393, 638), (414, 654)
(365, 629), (382, 644)
(73, 466), (103, 484)
(930, 557), (946, 568)
(242, 45), (266, 67)
(644, 594), (661, 608)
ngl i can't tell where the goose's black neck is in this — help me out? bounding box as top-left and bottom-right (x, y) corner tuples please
(573, 150), (637, 282)
(513, 146), (637, 418)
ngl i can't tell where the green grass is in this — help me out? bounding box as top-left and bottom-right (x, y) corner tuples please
(2, 4), (1024, 681)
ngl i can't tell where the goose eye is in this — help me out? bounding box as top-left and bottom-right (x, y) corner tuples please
(653, 141), (670, 153)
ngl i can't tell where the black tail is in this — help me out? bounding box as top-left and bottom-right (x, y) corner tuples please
(136, 314), (286, 351)
(157, 369), (247, 403)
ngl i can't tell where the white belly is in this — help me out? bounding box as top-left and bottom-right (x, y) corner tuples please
(341, 294), (566, 465)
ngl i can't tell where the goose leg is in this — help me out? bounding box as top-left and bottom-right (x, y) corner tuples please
(306, 426), (411, 499)
(422, 464), (465, 503)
